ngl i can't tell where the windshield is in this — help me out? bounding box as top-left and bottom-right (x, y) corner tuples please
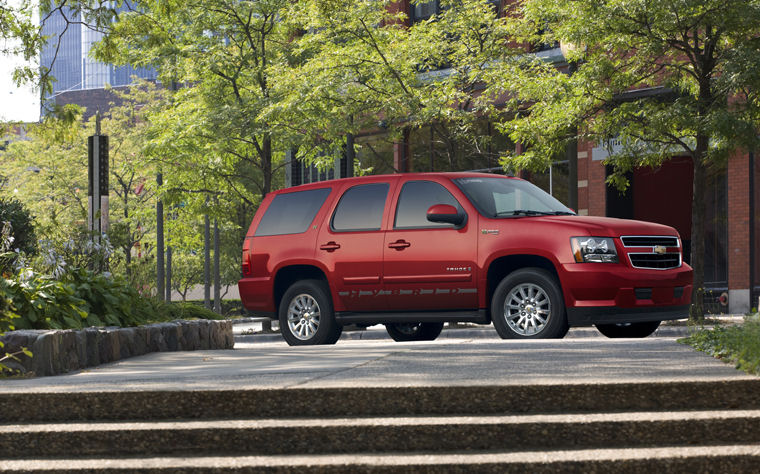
(453, 177), (575, 218)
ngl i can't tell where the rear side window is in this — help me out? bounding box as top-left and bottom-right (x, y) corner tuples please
(255, 188), (331, 236)
(394, 180), (463, 229)
(331, 183), (389, 232)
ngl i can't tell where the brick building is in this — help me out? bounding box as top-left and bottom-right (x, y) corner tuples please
(286, 0), (757, 314)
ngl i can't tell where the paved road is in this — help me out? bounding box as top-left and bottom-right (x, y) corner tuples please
(1, 327), (752, 393)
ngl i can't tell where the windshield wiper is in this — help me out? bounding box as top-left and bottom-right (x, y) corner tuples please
(496, 210), (576, 217)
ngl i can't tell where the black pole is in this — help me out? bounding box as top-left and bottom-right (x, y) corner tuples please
(204, 213), (211, 310)
(750, 151), (756, 309)
(156, 173), (164, 301)
(165, 245), (172, 302)
(213, 217), (221, 314)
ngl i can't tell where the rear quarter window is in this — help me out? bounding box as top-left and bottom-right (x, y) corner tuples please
(254, 188), (332, 237)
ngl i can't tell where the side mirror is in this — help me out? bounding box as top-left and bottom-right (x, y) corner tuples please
(427, 204), (466, 227)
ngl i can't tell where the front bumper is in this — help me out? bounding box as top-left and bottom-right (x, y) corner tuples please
(559, 262), (693, 326)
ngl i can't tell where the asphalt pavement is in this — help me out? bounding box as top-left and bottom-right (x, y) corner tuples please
(1, 322), (752, 393)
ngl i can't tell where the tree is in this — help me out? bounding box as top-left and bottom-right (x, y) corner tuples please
(1, 0), (41, 86)
(268, 0), (518, 171)
(101, 81), (167, 274)
(2, 1), (131, 103)
(492, 0), (760, 319)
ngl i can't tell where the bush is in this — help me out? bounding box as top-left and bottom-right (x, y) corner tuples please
(679, 315), (760, 375)
(2, 267), (157, 330)
(0, 198), (37, 259)
(156, 301), (225, 322)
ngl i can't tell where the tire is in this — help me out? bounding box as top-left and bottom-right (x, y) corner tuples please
(491, 268), (568, 339)
(278, 279), (343, 346)
(595, 320), (661, 338)
(385, 322), (444, 342)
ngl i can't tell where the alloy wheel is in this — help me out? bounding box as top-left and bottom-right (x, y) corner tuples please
(287, 293), (321, 340)
(503, 283), (551, 336)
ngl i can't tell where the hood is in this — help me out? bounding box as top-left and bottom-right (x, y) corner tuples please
(542, 215), (680, 238)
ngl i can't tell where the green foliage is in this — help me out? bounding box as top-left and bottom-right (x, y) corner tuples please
(489, 0), (760, 319)
(1, 266), (223, 331)
(680, 316), (760, 375)
(497, 0), (760, 168)
(0, 197), (37, 258)
(156, 301), (224, 322)
(1, 267), (146, 330)
(270, 0), (516, 170)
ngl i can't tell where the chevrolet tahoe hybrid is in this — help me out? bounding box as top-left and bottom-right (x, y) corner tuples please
(238, 172), (693, 345)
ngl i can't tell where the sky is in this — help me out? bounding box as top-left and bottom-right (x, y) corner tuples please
(0, 50), (40, 123)
(0, 0), (40, 123)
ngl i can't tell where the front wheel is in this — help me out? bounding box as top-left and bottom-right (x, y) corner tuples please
(595, 321), (661, 338)
(385, 322), (444, 342)
(491, 268), (568, 339)
(279, 280), (342, 346)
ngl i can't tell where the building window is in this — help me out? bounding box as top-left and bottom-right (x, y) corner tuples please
(410, 0), (440, 23)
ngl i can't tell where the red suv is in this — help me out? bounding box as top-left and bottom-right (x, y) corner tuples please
(239, 173), (693, 345)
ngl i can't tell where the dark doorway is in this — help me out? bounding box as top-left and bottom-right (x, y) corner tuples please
(605, 157), (728, 311)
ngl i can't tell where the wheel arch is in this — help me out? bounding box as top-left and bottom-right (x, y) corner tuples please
(273, 264), (329, 314)
(486, 254), (563, 315)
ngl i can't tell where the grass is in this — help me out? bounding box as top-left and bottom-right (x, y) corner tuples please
(679, 314), (760, 375)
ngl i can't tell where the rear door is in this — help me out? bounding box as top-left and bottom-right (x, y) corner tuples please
(383, 179), (478, 311)
(316, 180), (394, 312)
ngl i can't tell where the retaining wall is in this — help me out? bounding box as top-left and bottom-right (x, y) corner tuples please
(0, 320), (234, 377)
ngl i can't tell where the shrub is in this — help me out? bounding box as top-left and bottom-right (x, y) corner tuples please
(156, 301), (225, 322)
(0, 198), (37, 258)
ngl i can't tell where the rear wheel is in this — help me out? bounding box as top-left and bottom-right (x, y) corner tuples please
(595, 321), (661, 338)
(491, 268), (568, 339)
(279, 280), (342, 346)
(385, 322), (444, 342)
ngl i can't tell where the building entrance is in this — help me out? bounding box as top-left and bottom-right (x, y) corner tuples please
(606, 157), (728, 312)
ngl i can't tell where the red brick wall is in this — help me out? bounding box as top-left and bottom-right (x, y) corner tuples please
(576, 140), (591, 214)
(52, 87), (127, 121)
(728, 152), (750, 289)
(587, 144), (607, 217)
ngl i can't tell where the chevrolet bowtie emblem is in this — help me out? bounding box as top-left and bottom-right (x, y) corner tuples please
(654, 245), (666, 254)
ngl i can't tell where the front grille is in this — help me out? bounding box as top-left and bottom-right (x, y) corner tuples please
(629, 253), (681, 270)
(621, 236), (679, 247)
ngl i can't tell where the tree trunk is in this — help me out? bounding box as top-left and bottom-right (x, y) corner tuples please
(689, 141), (707, 322)
(262, 133), (272, 196)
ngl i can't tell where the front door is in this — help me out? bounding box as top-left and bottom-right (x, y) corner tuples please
(383, 180), (478, 311)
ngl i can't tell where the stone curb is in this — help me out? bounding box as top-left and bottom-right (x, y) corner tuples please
(0, 320), (234, 378)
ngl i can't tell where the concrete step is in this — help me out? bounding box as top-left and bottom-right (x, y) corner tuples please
(3, 410), (760, 458)
(4, 445), (760, 473)
(4, 380), (760, 423)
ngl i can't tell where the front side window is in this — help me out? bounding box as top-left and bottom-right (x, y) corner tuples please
(394, 180), (463, 229)
(255, 188), (332, 236)
(332, 183), (390, 232)
(454, 177), (574, 218)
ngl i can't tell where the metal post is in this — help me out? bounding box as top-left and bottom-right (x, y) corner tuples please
(204, 213), (211, 310)
(165, 245), (172, 302)
(213, 217), (221, 314)
(88, 113), (109, 250)
(156, 173), (164, 301)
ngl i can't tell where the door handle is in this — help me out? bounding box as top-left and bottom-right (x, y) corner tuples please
(388, 240), (411, 250)
(320, 241), (341, 252)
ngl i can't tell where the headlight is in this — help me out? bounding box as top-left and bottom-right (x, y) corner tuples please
(571, 237), (618, 263)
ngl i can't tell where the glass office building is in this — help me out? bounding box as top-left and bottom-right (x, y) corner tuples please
(40, 3), (157, 98)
